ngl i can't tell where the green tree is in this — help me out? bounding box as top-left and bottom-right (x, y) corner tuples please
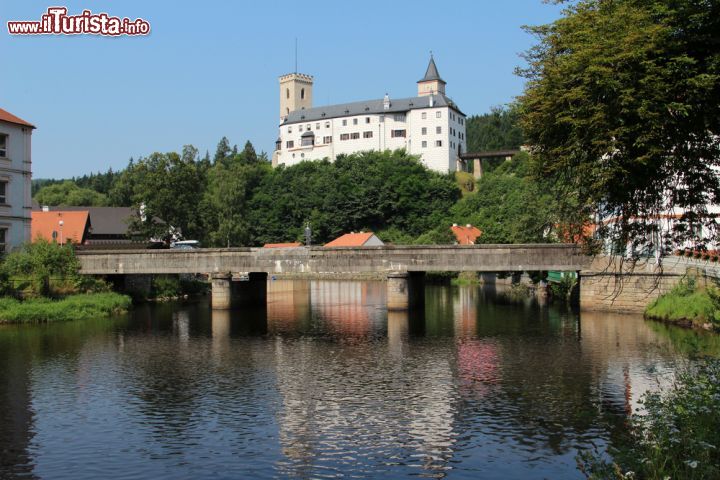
(34, 180), (108, 206)
(214, 136), (231, 164)
(519, 0), (720, 252)
(466, 104), (524, 153)
(1, 240), (80, 296)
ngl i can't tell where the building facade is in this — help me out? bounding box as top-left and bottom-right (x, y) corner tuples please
(272, 56), (467, 174)
(0, 108), (34, 252)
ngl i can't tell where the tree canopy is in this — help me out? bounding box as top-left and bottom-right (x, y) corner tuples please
(519, 0), (720, 254)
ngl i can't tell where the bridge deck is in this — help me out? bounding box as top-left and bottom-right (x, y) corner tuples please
(77, 244), (590, 275)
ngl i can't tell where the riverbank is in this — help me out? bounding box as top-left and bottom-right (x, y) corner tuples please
(644, 279), (719, 331)
(0, 292), (131, 324)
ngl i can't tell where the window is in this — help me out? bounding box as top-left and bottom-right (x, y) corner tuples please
(436, 111), (441, 118)
(306, 124), (311, 131)
(342, 119), (347, 126)
(286, 88), (290, 99)
(365, 117), (371, 124)
(353, 118), (358, 125)
(301, 136), (314, 147)
(0, 134), (6, 157)
(350, 132), (360, 139)
(421, 127), (427, 135)
(436, 126), (442, 134)
(301, 88), (305, 99)
(340, 133), (350, 141)
(363, 131), (373, 138)
(288, 126), (292, 134)
(323, 136), (332, 144)
(391, 130), (406, 138)
(0, 228), (5, 253)
(421, 141), (427, 148)
(435, 140), (443, 147)
(421, 112), (427, 119)
(325, 122), (330, 128)
(316, 123), (320, 130)
(301, 153), (305, 158)
(0, 181), (6, 204)
(286, 140), (294, 148)
(393, 114), (406, 122)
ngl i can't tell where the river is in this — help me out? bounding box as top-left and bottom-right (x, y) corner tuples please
(1, 280), (717, 479)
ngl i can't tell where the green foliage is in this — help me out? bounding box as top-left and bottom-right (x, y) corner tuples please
(34, 180), (108, 206)
(466, 104), (524, 153)
(645, 277), (719, 328)
(0, 293), (131, 324)
(1, 240), (81, 296)
(549, 275), (578, 303)
(578, 358), (720, 479)
(519, 0), (720, 251)
(150, 275), (209, 299)
(450, 154), (556, 244)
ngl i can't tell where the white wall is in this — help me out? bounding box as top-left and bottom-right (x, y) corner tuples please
(0, 120), (32, 251)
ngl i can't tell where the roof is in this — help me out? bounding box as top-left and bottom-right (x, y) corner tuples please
(451, 224), (482, 245)
(0, 107), (35, 128)
(324, 232), (376, 247)
(31, 211), (90, 244)
(263, 242), (302, 248)
(418, 55), (444, 83)
(35, 206), (138, 236)
(283, 93), (462, 125)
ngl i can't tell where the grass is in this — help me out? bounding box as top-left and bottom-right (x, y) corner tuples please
(645, 278), (719, 329)
(0, 292), (132, 324)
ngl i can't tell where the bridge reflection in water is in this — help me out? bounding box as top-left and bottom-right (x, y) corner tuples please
(0, 279), (713, 479)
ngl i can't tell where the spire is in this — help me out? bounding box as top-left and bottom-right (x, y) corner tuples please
(419, 53), (444, 83)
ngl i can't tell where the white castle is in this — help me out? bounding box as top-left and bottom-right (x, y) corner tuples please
(272, 55), (467, 173)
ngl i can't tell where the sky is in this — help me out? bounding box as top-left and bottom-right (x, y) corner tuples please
(1, 0), (564, 179)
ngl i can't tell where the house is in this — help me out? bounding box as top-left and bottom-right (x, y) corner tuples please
(263, 242), (302, 248)
(324, 232), (384, 247)
(272, 55), (467, 174)
(451, 223), (482, 245)
(0, 107), (34, 252)
(31, 211), (91, 245)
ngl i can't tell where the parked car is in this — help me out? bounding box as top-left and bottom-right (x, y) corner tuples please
(171, 240), (201, 250)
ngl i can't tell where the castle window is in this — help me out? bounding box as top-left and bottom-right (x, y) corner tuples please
(340, 133), (350, 141)
(421, 127), (427, 135)
(286, 140), (294, 148)
(301, 88), (305, 99)
(342, 120), (347, 126)
(435, 140), (443, 147)
(286, 88), (290, 99)
(393, 114), (405, 122)
(391, 130), (406, 138)
(301, 153), (305, 158)
(436, 111), (441, 118)
(353, 118), (358, 125)
(421, 141), (427, 148)
(301, 136), (314, 147)
(350, 132), (360, 140)
(0, 181), (6, 204)
(306, 124), (311, 131)
(363, 131), (373, 138)
(316, 123), (320, 130)
(0, 134), (6, 157)
(0, 228), (6, 252)
(365, 117), (371, 124)
(325, 122), (330, 128)
(323, 136), (332, 144)
(421, 112), (427, 120)
(436, 126), (442, 134)
(288, 126), (292, 133)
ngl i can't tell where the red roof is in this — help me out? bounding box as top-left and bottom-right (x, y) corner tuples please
(0, 107), (35, 128)
(451, 224), (482, 245)
(31, 211), (90, 244)
(325, 232), (376, 247)
(263, 242), (302, 248)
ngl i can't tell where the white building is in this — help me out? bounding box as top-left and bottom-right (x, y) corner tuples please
(0, 108), (33, 252)
(272, 56), (467, 173)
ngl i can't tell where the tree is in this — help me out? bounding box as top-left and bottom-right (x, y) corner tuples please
(213, 136), (231, 164)
(34, 180), (108, 206)
(519, 0), (720, 254)
(466, 105), (524, 153)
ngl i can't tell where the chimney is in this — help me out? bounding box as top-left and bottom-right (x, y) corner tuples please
(42, 205), (49, 212)
(466, 224), (472, 228)
(429, 95), (434, 108)
(383, 93), (390, 110)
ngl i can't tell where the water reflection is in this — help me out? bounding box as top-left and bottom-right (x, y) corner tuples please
(0, 280), (715, 479)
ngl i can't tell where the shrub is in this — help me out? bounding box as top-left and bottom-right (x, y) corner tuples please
(645, 277), (719, 329)
(0, 292), (131, 324)
(578, 359), (720, 479)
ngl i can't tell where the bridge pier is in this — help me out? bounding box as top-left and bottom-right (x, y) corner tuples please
(211, 272), (268, 309)
(387, 272), (425, 310)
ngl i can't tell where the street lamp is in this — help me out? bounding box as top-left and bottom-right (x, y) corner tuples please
(58, 219), (64, 245)
(304, 223), (312, 246)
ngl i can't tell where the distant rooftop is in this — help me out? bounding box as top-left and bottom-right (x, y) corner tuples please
(0, 107), (35, 128)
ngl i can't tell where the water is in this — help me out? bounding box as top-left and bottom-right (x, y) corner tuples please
(1, 280), (716, 479)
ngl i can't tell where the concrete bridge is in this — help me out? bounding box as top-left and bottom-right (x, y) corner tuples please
(78, 244), (589, 310)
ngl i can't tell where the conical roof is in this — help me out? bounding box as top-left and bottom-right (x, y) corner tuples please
(418, 55), (444, 83)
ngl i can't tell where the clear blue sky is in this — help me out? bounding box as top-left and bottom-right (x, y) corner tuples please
(2, 0), (563, 179)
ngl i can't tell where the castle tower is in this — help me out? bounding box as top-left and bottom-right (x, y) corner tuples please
(279, 73), (313, 121)
(417, 54), (446, 97)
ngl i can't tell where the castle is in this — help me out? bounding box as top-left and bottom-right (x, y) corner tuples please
(272, 55), (467, 173)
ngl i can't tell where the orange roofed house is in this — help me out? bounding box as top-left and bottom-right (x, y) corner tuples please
(451, 223), (482, 245)
(324, 231), (384, 247)
(31, 211), (91, 245)
(263, 242), (302, 248)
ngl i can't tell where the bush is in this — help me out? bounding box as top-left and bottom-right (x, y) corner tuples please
(578, 359), (720, 479)
(0, 292), (131, 324)
(645, 277), (718, 328)
(1, 240), (81, 297)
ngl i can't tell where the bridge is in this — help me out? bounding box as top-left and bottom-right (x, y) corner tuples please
(78, 244), (590, 310)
